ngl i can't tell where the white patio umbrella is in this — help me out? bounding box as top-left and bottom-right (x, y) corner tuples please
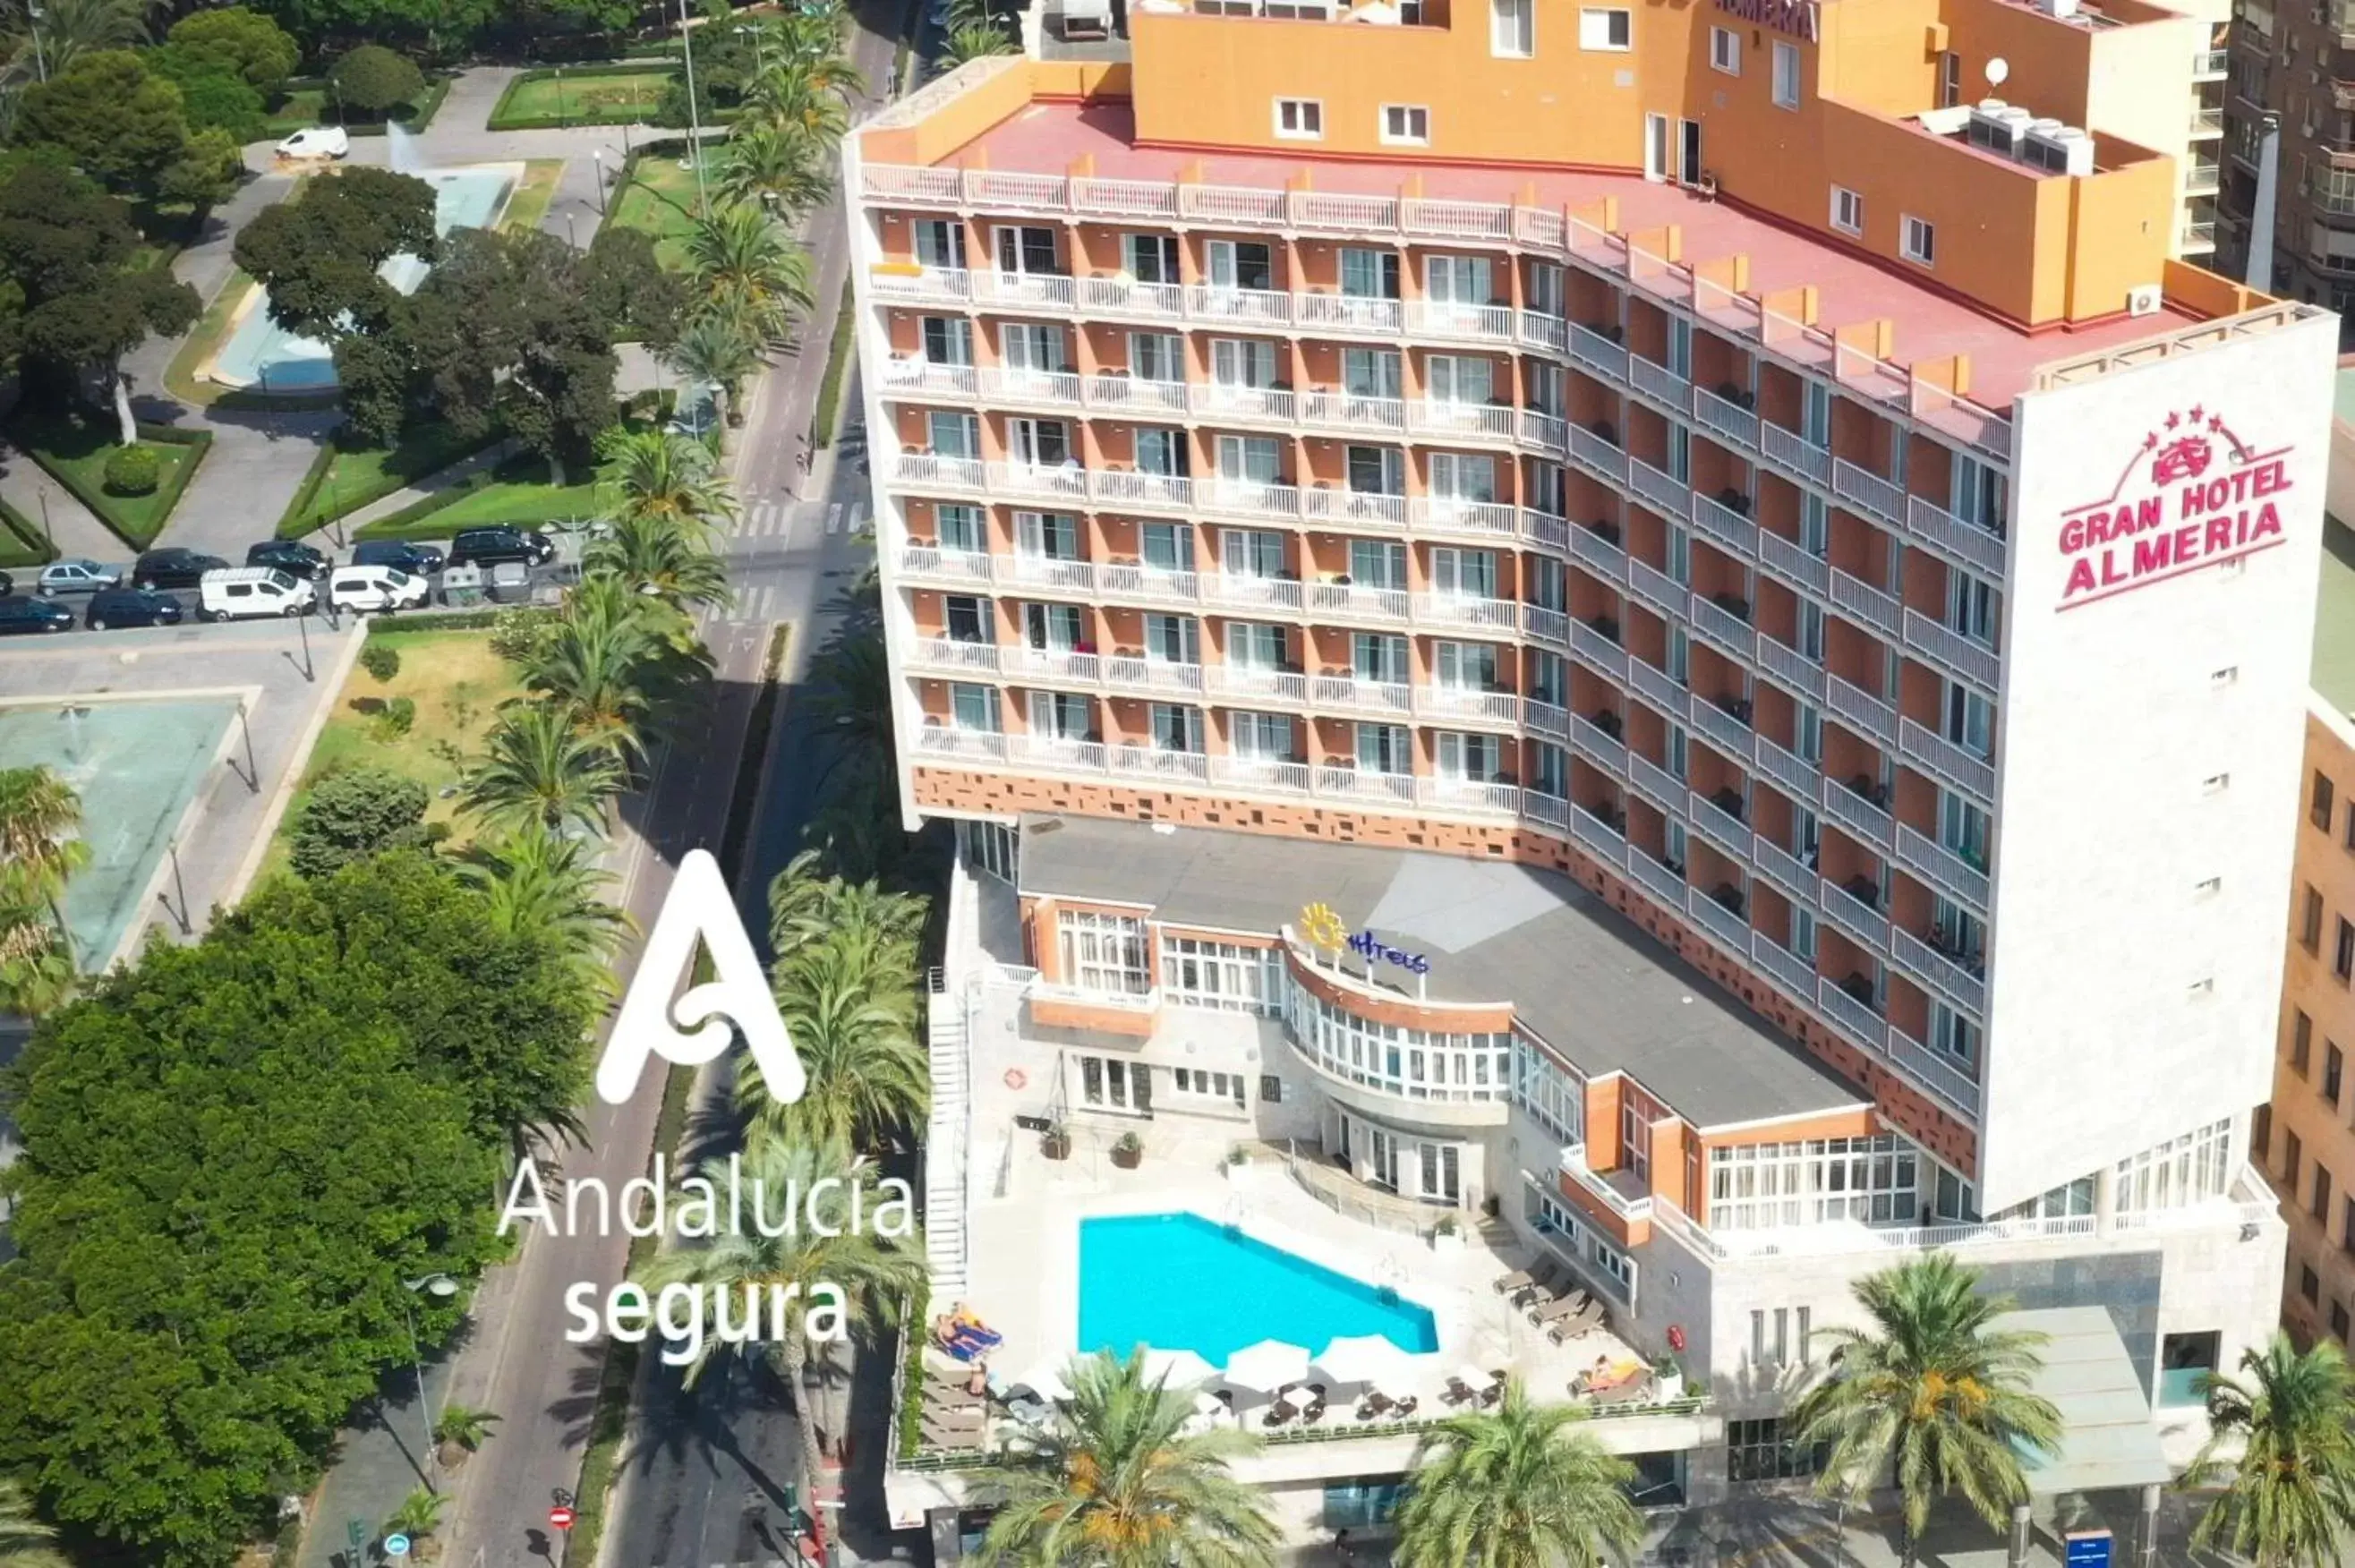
(1140, 1347), (1219, 1390)
(1007, 1359), (1073, 1402)
(1314, 1334), (1419, 1392)
(1455, 1361), (1501, 1392)
(1223, 1338), (1311, 1393)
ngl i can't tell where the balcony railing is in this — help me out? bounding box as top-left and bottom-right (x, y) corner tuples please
(1829, 570), (1902, 637)
(1688, 692), (1753, 760)
(1404, 299), (1517, 343)
(1626, 558), (1685, 619)
(1750, 932), (1818, 1003)
(1902, 610), (2001, 692)
(913, 724), (1009, 763)
(1104, 654), (1207, 694)
(1561, 1145), (1654, 1223)
(1894, 823), (1991, 908)
(896, 541), (997, 588)
(1412, 592), (1520, 631)
(1886, 1026), (1984, 1119)
(1831, 458), (1906, 524)
(1626, 748), (1683, 812)
(1421, 685), (1522, 724)
(1756, 532), (1830, 598)
(1754, 635), (1827, 703)
(1626, 354), (1690, 408)
(1626, 654), (1684, 715)
(1566, 323), (1629, 381)
(1627, 456), (1688, 516)
(1825, 676), (1899, 746)
(1688, 788), (1751, 858)
(1822, 777), (1896, 851)
(1819, 877), (1890, 955)
(1099, 564), (1199, 604)
(1310, 674), (1413, 714)
(909, 636), (1002, 673)
(1307, 581), (1412, 622)
(1525, 697), (1571, 742)
(1520, 409), (1568, 457)
(1687, 885), (1753, 951)
(1002, 644), (1101, 685)
(1299, 390), (1408, 433)
(1568, 524), (1630, 584)
(1410, 399), (1518, 440)
(1892, 925), (1987, 1016)
(1752, 733), (1816, 800)
(1687, 594), (1755, 660)
(1006, 551), (1096, 592)
(1314, 764), (1418, 805)
(1760, 422), (1830, 484)
(1750, 833), (1816, 904)
(1572, 714), (1628, 777)
(1205, 664), (1309, 704)
(1692, 387), (1760, 450)
(1570, 619), (1629, 680)
(1898, 719), (1997, 800)
(1410, 496), (1521, 538)
(1904, 495), (2007, 576)
(1202, 571), (1304, 612)
(1568, 424), (1629, 484)
(1626, 848), (1689, 910)
(1690, 494), (1760, 559)
(1570, 804), (1629, 861)
(1815, 976), (1888, 1049)
(1523, 604), (1570, 646)
(1303, 489), (1409, 530)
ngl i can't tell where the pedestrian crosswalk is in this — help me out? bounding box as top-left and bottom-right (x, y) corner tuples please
(737, 499), (868, 540)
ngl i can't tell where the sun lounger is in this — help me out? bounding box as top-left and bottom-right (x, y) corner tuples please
(1506, 1260), (1564, 1307)
(1388, 1393), (1419, 1419)
(1355, 1391), (1394, 1420)
(1545, 1301), (1607, 1344)
(1531, 1289), (1594, 1326)
(1591, 1369), (1655, 1406)
(1492, 1256), (1551, 1295)
(1443, 1376), (1479, 1406)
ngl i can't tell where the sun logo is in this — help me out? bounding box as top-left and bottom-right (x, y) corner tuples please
(1299, 900), (1348, 951)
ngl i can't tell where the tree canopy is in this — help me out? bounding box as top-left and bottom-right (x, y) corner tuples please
(14, 51), (236, 205)
(287, 766), (430, 878)
(232, 166), (438, 339)
(162, 6), (301, 94)
(0, 854), (599, 1568)
(329, 42), (422, 113)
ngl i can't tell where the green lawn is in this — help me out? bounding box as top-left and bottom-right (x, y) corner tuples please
(492, 69), (676, 129)
(260, 78), (451, 140)
(354, 409), (676, 541)
(278, 421), (504, 537)
(261, 87), (329, 138)
(261, 627), (529, 879)
(500, 159), (567, 234)
(610, 153), (705, 270)
(9, 411), (207, 548)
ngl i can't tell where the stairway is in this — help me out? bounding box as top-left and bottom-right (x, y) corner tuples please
(922, 974), (972, 1307)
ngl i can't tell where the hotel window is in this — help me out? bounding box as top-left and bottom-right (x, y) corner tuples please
(935, 503), (984, 555)
(1529, 646), (1566, 704)
(1160, 935), (1284, 1013)
(993, 225), (1059, 276)
(943, 594), (990, 643)
(1221, 526), (1287, 578)
(1027, 690), (1090, 739)
(1142, 521), (1195, 574)
(2317, 769), (2338, 829)
(1007, 417), (1070, 467)
(1274, 97), (1324, 139)
(1143, 613), (1199, 666)
(1078, 1055), (1149, 1112)
(1938, 47), (1960, 106)
(1356, 722), (1412, 773)
(1709, 1135), (1922, 1231)
(1429, 545), (1497, 598)
(1350, 539), (1407, 589)
(1215, 432), (1282, 482)
(1945, 571), (1999, 647)
(1148, 702), (1204, 754)
(912, 217), (966, 269)
(1057, 909), (1150, 996)
(1353, 631), (1409, 684)
(1930, 1001), (1979, 1069)
(1135, 426), (1190, 477)
(1340, 247), (1403, 301)
(1231, 710), (1296, 759)
(2343, 1196), (2354, 1256)
(1590, 1238), (1637, 1301)
(1122, 232), (1179, 284)
(1344, 347), (1404, 400)
(1578, 5), (1630, 47)
(949, 683), (999, 732)
(1992, 1174), (2093, 1223)
(1021, 601), (1083, 651)
(1429, 451), (1497, 504)
(2114, 1117), (2234, 1212)
(1284, 985), (1515, 1103)
(1211, 337), (1281, 391)
(1515, 1036), (1584, 1144)
(1526, 260), (1566, 319)
(1709, 25), (1740, 72)
(920, 315), (972, 366)
(1943, 682), (1993, 759)
(1226, 619), (1287, 669)
(1016, 510), (1079, 561)
(1728, 1419), (1825, 1482)
(2338, 916), (2354, 982)
(1436, 731), (1503, 781)
(928, 410), (979, 459)
(1433, 640), (1500, 692)
(1492, 0), (1533, 55)
(1772, 40), (1801, 107)
(1348, 445), (1404, 496)
(1901, 215), (1936, 266)
(2254, 1104), (2272, 1165)
(2329, 1043), (2345, 1107)
(1952, 454), (2008, 533)
(1129, 331), (1184, 381)
(2288, 1131), (2306, 1190)
(2317, 1164), (2334, 1223)
(2305, 886), (2325, 950)
(2293, 1010), (2314, 1074)
(1206, 238), (1274, 292)
(1171, 1068), (1249, 1106)
(1000, 321), (1068, 374)
(1830, 185), (1863, 236)
(2304, 1265), (2322, 1306)
(1380, 104), (1431, 145)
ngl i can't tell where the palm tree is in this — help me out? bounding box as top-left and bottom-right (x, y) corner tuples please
(2182, 1333), (2355, 1568)
(525, 577), (678, 758)
(666, 308), (765, 437)
(1791, 1253), (2064, 1566)
(432, 1404), (501, 1454)
(461, 701), (627, 837)
(766, 851), (928, 961)
(0, 1478), (65, 1568)
(637, 1137), (926, 1547)
(455, 823), (630, 993)
(597, 424), (737, 534)
(974, 1348), (1279, 1567)
(685, 203), (815, 345)
(738, 926), (926, 1151)
(585, 512), (734, 622)
(0, 765), (88, 909)
(4, 0), (149, 88)
(939, 20), (1018, 67)
(739, 66), (853, 145)
(384, 1487), (445, 1539)
(718, 119), (834, 215)
(809, 631), (896, 778)
(0, 912), (74, 1018)
(1391, 1377), (1641, 1568)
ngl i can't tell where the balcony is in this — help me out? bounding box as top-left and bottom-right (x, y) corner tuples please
(1568, 523), (1630, 585)
(1627, 456), (1688, 517)
(1894, 823), (1991, 908)
(1410, 496), (1521, 539)
(1829, 570), (1902, 638)
(1566, 323), (1629, 381)
(1186, 282), (1292, 328)
(1521, 510), (1570, 551)
(1093, 469), (1195, 509)
(1298, 390), (1407, 435)
(1886, 1025), (1984, 1120)
(1822, 775), (1896, 851)
(1626, 847), (1689, 909)
(1750, 932), (1818, 1002)
(2185, 161), (2221, 195)
(1306, 580), (1412, 623)
(1001, 644), (1101, 685)
(1752, 733), (1817, 800)
(891, 451), (988, 493)
(1572, 713), (1629, 776)
(1296, 292), (1405, 335)
(1078, 274), (1186, 320)
(1523, 604), (1570, 646)
(1626, 354), (1690, 409)
(1520, 409), (1568, 457)
(1198, 477), (1302, 523)
(1626, 558), (1684, 619)
(1570, 803), (1629, 861)
(1569, 619), (1629, 680)
(1088, 374), (1191, 417)
(1898, 719), (1997, 800)
(1560, 1144), (1654, 1226)
(1201, 571), (1304, 613)
(1815, 974), (1889, 1051)
(1310, 674), (1413, 715)
(1107, 745), (1212, 785)
(1422, 775), (1523, 814)
(1905, 495), (2008, 576)
(1825, 676), (1899, 746)
(2192, 46), (2226, 74)
(1691, 493), (1760, 560)
(1006, 552), (1096, 593)
(1687, 593), (1755, 660)
(1688, 787), (1751, 858)
(1312, 764), (1418, 806)
(1099, 563), (1199, 605)
(1199, 382), (1297, 425)
(909, 636), (1002, 674)
(1568, 423), (1629, 484)
(2189, 106), (2223, 136)
(895, 541), (997, 589)
(1205, 664), (1309, 704)
(1409, 399), (1519, 442)
(1750, 833), (1817, 904)
(1303, 488), (1409, 530)
(1754, 635), (1827, 703)
(913, 723), (1009, 764)
(1892, 925), (1987, 1016)
(1760, 422), (1830, 485)
(1525, 696), (1571, 742)
(1421, 684), (1522, 725)
(1831, 458), (1905, 524)
(1626, 654), (1684, 715)
(1819, 875), (1890, 955)
(1626, 747), (1683, 811)
(979, 366), (1085, 411)
(1411, 592), (1519, 632)
(1692, 387), (1760, 450)
(1902, 610), (2001, 692)
(989, 460), (1091, 503)
(882, 357), (980, 399)
(1103, 653), (1207, 694)
(1688, 883), (1753, 952)
(1208, 754), (1314, 795)
(1689, 690), (1753, 760)
(1404, 298), (1517, 344)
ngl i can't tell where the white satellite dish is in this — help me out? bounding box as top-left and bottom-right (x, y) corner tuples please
(1985, 56), (2010, 86)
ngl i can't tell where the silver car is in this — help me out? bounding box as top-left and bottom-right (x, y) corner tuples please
(37, 558), (121, 596)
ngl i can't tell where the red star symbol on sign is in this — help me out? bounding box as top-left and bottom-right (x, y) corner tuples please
(2165, 412), (2181, 429)
(2189, 404), (2205, 422)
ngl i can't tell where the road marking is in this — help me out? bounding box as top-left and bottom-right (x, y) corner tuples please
(824, 502), (842, 536)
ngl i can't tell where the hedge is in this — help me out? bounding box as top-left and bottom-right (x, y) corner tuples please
(809, 277), (857, 449)
(276, 440), (338, 539)
(0, 495), (53, 568)
(485, 64), (678, 132)
(23, 422), (212, 550)
(278, 71), (454, 136)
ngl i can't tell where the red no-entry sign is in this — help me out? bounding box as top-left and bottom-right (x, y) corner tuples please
(549, 1506), (576, 1530)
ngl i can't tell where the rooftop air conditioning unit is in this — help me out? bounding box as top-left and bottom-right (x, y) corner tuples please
(2036, 0), (2080, 18)
(1967, 101), (2034, 157)
(2021, 122), (2095, 175)
(2127, 283), (2163, 315)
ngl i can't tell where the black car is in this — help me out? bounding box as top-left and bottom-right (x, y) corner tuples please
(247, 539), (329, 580)
(0, 597), (73, 635)
(448, 526), (555, 570)
(132, 549), (229, 592)
(0, 568), (11, 596)
(352, 540), (446, 576)
(85, 587), (184, 630)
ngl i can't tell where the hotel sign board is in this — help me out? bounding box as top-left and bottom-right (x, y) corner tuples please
(1716, 0), (1819, 41)
(2052, 406), (2292, 610)
(1299, 901), (1431, 976)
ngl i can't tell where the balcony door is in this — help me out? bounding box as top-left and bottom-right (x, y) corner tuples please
(1216, 434), (1283, 483)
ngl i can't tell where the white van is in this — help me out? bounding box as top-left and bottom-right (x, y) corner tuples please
(328, 563), (428, 614)
(198, 567), (317, 622)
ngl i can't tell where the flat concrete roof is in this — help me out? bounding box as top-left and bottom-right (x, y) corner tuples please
(2314, 516), (2355, 720)
(1017, 814), (1867, 1131)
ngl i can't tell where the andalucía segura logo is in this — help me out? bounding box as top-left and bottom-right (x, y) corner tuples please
(499, 849), (915, 1366)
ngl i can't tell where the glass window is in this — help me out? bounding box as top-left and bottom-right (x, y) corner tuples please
(1380, 104), (1431, 145)
(1578, 6), (1630, 47)
(1057, 909), (1149, 995)
(1707, 1135), (1923, 1231)
(1771, 40), (1800, 107)
(1709, 24), (1739, 72)
(1492, 0), (1534, 53)
(1284, 984), (1514, 1103)
(1274, 98), (1324, 139)
(935, 503), (984, 554)
(1339, 249), (1401, 301)
(2111, 1117), (2233, 1213)
(1514, 1036), (1583, 1143)
(1161, 934), (1285, 1013)
(1901, 215), (1935, 266)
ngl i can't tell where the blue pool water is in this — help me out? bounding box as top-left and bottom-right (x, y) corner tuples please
(1078, 1212), (1438, 1363)
(212, 167), (514, 391)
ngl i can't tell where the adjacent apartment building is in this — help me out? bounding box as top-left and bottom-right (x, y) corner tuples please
(851, 0), (2330, 1542)
(2214, 0), (2355, 320)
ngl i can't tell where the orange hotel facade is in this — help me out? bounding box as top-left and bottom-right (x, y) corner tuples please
(852, 0), (2336, 1526)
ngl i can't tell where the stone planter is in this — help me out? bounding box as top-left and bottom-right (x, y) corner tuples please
(1042, 1129), (1072, 1160)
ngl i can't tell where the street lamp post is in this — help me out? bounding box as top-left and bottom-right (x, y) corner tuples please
(399, 1274), (459, 1488)
(676, 0), (710, 211)
(295, 605), (313, 681)
(25, 2), (46, 82)
(592, 149), (608, 217)
(234, 701), (259, 794)
(34, 487), (51, 550)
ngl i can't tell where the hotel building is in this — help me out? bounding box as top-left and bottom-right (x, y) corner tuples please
(851, 0), (2330, 1546)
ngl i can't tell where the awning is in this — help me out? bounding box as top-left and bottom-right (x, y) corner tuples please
(1996, 1308), (2172, 1496)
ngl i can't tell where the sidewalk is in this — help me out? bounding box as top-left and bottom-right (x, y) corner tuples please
(0, 455), (116, 562)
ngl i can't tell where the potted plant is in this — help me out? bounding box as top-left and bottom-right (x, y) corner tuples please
(1650, 1351), (1685, 1402)
(1429, 1213), (1464, 1253)
(1041, 1121), (1072, 1161)
(1111, 1130), (1143, 1170)
(432, 1404), (499, 1470)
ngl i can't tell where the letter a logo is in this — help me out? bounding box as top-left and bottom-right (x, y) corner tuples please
(596, 848), (806, 1106)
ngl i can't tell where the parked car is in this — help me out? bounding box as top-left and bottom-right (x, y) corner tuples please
(196, 567), (316, 621)
(276, 126), (349, 159)
(133, 549), (229, 592)
(448, 526), (555, 570)
(247, 539), (329, 580)
(327, 564), (429, 614)
(0, 597), (73, 635)
(351, 540), (446, 576)
(85, 588), (184, 630)
(36, 558), (120, 596)
(0, 568), (10, 595)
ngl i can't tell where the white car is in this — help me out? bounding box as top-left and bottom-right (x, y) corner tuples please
(36, 558), (120, 596)
(327, 563), (428, 614)
(197, 566), (316, 621)
(276, 126), (350, 160)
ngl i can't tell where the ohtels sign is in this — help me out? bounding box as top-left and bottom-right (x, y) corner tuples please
(2053, 405), (2291, 610)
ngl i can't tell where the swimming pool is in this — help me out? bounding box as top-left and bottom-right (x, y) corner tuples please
(211, 166), (516, 391)
(1078, 1212), (1438, 1364)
